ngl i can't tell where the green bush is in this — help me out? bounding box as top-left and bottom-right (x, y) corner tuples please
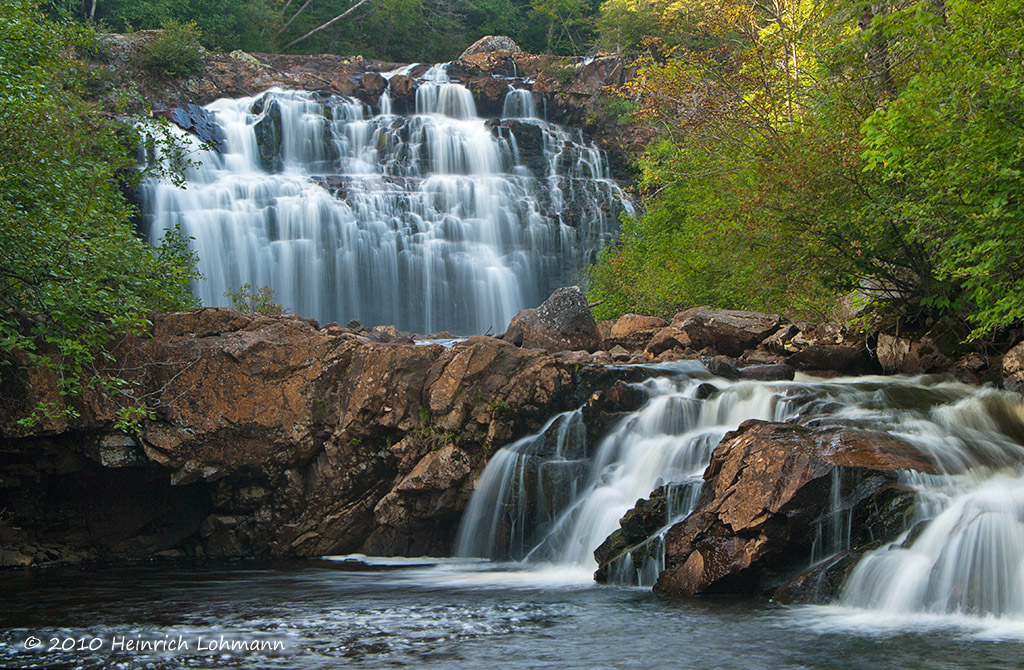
(224, 284), (283, 317)
(140, 19), (205, 78)
(1, 2), (201, 429)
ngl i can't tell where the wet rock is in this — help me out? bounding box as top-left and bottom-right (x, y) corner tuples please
(356, 72), (388, 101)
(468, 77), (509, 117)
(252, 97), (283, 171)
(694, 383), (720, 400)
(588, 381), (648, 415)
(161, 104), (225, 150)
(786, 344), (870, 375)
(675, 308), (781, 357)
(502, 286), (601, 353)
(705, 357), (741, 380)
(655, 420), (936, 597)
(389, 74), (415, 100)
(739, 364), (795, 381)
(594, 485), (672, 582)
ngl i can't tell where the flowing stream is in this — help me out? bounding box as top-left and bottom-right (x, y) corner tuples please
(139, 65), (632, 334)
(4, 367), (1024, 668)
(456, 363), (1024, 626)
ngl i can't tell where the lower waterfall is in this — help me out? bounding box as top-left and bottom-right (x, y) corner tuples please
(455, 363), (1024, 623)
(139, 64), (633, 335)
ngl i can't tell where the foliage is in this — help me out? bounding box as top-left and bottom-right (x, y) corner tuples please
(859, 0), (1024, 337)
(590, 0), (1024, 340)
(90, 0), (283, 52)
(139, 19), (205, 78)
(0, 2), (200, 427)
(224, 284), (284, 317)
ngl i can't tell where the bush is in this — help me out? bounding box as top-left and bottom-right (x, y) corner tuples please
(224, 285), (283, 317)
(140, 19), (204, 78)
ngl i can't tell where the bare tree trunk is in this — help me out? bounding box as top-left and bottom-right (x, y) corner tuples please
(89, 0), (97, 20)
(279, 0), (318, 35)
(283, 0), (374, 50)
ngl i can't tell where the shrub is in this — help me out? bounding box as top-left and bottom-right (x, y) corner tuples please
(140, 19), (205, 78)
(224, 284), (283, 316)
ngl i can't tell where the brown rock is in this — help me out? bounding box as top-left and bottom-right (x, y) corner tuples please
(786, 344), (867, 375)
(644, 326), (691, 358)
(1, 310), (585, 564)
(610, 314), (668, 339)
(468, 77), (510, 116)
(358, 72), (388, 98)
(1004, 340), (1024, 392)
(675, 308), (781, 357)
(654, 420), (937, 597)
(739, 364), (795, 381)
(389, 74), (415, 100)
(877, 333), (955, 375)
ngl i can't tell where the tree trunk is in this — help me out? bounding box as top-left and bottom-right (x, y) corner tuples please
(282, 0), (374, 50)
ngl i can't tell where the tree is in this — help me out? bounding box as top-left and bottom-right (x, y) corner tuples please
(0, 2), (200, 427)
(860, 0), (1024, 337)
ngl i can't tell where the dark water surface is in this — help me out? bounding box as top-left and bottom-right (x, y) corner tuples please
(2, 558), (1023, 669)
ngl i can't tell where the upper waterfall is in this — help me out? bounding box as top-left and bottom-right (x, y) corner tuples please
(139, 64), (633, 335)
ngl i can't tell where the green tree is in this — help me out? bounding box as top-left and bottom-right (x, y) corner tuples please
(860, 0), (1024, 337)
(0, 1), (200, 426)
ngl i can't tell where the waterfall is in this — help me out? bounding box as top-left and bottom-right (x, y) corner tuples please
(138, 66), (632, 335)
(456, 363), (798, 577)
(455, 366), (1024, 620)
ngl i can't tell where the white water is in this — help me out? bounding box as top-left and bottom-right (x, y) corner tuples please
(139, 66), (632, 334)
(456, 365), (1024, 626)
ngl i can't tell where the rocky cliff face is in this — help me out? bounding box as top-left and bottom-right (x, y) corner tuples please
(0, 309), (599, 566)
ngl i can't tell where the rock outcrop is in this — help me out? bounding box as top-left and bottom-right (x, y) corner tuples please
(502, 286), (601, 353)
(652, 420), (936, 599)
(0, 309), (602, 566)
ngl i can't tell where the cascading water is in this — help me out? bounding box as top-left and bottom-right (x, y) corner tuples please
(455, 364), (1024, 623)
(456, 362), (803, 580)
(138, 65), (633, 335)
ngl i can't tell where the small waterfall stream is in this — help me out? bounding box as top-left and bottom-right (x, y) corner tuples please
(139, 65), (632, 335)
(456, 364), (1024, 623)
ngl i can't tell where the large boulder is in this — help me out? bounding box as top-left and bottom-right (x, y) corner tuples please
(460, 35), (521, 58)
(674, 308), (781, 357)
(502, 286), (601, 353)
(604, 314), (668, 351)
(877, 332), (956, 375)
(654, 420), (937, 598)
